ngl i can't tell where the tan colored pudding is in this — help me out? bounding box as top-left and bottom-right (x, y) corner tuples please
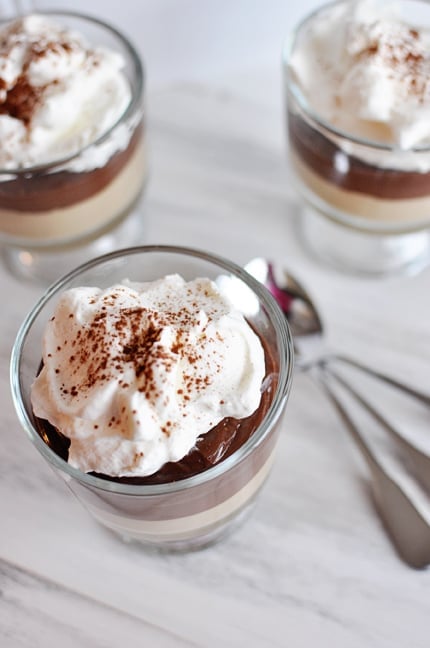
(289, 149), (430, 231)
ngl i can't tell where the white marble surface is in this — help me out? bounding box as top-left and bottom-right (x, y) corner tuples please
(1, 1), (430, 646)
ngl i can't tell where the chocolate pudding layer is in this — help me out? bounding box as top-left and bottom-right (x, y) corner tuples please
(288, 111), (430, 200)
(288, 108), (430, 229)
(0, 124), (144, 212)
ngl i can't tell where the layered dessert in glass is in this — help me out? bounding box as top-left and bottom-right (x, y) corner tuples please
(10, 246), (293, 551)
(0, 13), (145, 280)
(285, 0), (430, 274)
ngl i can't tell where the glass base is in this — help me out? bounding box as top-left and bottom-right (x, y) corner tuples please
(300, 207), (430, 277)
(1, 207), (145, 285)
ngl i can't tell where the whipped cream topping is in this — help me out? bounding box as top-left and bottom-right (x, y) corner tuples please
(0, 14), (133, 171)
(289, 0), (430, 150)
(31, 275), (266, 478)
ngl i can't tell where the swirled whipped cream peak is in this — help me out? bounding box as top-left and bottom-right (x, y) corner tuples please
(31, 275), (266, 478)
(0, 14), (131, 169)
(290, 0), (430, 148)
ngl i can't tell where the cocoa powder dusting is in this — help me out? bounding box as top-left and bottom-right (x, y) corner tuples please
(356, 25), (430, 101)
(0, 20), (88, 125)
(0, 75), (44, 125)
(62, 296), (217, 404)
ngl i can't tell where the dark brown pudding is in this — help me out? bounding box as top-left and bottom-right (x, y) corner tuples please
(0, 124), (144, 212)
(289, 111), (430, 200)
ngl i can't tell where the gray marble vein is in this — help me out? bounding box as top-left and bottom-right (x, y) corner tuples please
(0, 558), (196, 648)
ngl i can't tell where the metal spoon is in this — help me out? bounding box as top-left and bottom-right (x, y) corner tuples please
(244, 257), (430, 406)
(244, 258), (430, 567)
(315, 365), (430, 569)
(245, 258), (430, 470)
(244, 256), (430, 486)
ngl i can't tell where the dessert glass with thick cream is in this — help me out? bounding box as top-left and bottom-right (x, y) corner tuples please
(0, 12), (145, 282)
(284, 0), (430, 275)
(10, 246), (293, 551)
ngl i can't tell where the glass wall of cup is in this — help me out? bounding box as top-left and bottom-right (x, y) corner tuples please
(10, 246), (294, 551)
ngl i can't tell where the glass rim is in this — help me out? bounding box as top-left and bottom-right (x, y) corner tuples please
(10, 245), (294, 496)
(282, 0), (430, 153)
(0, 10), (144, 176)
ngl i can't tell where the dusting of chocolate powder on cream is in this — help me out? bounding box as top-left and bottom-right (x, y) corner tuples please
(353, 25), (430, 101)
(53, 285), (225, 412)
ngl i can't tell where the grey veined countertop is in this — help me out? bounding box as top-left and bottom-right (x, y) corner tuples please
(1, 1), (430, 646)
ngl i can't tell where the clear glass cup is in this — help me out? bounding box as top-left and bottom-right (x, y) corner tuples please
(0, 11), (146, 284)
(10, 245), (294, 551)
(283, 0), (430, 276)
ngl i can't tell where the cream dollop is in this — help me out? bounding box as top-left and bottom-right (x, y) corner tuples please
(289, 0), (430, 150)
(0, 14), (133, 171)
(31, 275), (266, 478)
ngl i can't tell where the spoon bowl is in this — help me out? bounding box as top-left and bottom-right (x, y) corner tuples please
(245, 257), (430, 404)
(244, 258), (322, 338)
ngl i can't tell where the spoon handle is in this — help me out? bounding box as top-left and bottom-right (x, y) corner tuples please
(324, 365), (430, 494)
(312, 366), (430, 569)
(329, 354), (430, 407)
